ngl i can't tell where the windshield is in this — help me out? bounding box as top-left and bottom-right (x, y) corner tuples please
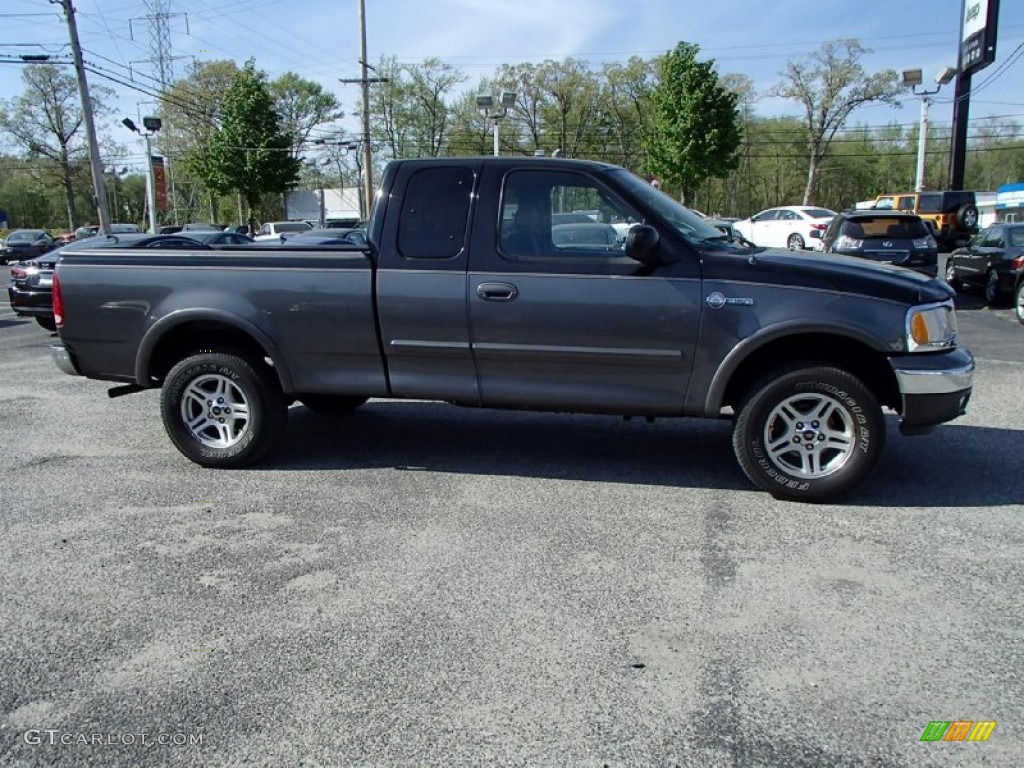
(609, 169), (730, 245)
(8, 231), (43, 243)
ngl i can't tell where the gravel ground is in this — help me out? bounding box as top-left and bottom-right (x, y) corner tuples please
(0, 296), (1020, 767)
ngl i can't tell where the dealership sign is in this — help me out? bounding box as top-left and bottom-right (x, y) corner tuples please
(960, 0), (1000, 74)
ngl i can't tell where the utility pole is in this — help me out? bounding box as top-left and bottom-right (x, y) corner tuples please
(339, 0), (387, 221)
(53, 0), (112, 235)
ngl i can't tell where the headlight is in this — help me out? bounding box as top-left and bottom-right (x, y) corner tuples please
(906, 301), (957, 352)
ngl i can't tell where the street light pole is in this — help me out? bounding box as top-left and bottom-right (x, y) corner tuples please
(914, 96), (930, 193)
(901, 66), (957, 192)
(122, 117), (161, 233)
(476, 91), (517, 157)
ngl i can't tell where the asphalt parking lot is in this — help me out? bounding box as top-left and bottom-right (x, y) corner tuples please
(0, 286), (1021, 767)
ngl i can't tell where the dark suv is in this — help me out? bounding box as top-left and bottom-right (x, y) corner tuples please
(872, 191), (978, 249)
(815, 210), (938, 276)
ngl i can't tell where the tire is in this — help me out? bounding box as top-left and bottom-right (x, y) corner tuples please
(298, 394), (367, 415)
(955, 203), (979, 230)
(1015, 281), (1024, 326)
(35, 316), (57, 332)
(787, 233), (805, 251)
(161, 351), (287, 468)
(732, 366), (886, 502)
(944, 258), (962, 290)
(984, 271), (1002, 306)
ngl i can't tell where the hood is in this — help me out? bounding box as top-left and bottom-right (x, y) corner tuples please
(702, 246), (953, 305)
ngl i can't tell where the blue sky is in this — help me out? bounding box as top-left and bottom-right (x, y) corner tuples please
(2, 0), (1024, 170)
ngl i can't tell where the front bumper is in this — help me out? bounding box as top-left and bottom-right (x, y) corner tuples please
(50, 344), (81, 377)
(890, 347), (974, 434)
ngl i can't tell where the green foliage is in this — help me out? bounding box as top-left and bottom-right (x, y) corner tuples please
(270, 72), (343, 154)
(643, 42), (743, 204)
(6, 42), (1024, 227)
(0, 64), (113, 230)
(192, 61), (300, 225)
(368, 56), (466, 160)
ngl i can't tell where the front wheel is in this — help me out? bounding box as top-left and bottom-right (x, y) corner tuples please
(161, 352), (287, 468)
(732, 366), (886, 502)
(1015, 281), (1024, 325)
(787, 233), (805, 251)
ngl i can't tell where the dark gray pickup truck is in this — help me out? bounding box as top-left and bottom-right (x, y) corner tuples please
(50, 157), (974, 501)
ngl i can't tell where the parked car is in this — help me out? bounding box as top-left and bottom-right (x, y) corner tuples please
(323, 217), (363, 229)
(732, 206), (836, 250)
(2, 229), (57, 264)
(815, 210), (939, 277)
(8, 234), (210, 331)
(253, 221), (313, 242)
(873, 191), (978, 249)
(271, 228), (367, 246)
(945, 222), (1024, 309)
(74, 225), (100, 240)
(183, 231), (255, 246)
(551, 222), (620, 249)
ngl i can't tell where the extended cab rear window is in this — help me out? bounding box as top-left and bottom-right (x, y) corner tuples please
(397, 167), (473, 259)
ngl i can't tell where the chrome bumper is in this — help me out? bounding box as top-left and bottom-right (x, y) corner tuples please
(50, 344), (80, 376)
(893, 355), (975, 395)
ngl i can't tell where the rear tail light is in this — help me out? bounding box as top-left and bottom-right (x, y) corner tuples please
(1010, 255), (1024, 270)
(10, 266), (27, 279)
(52, 271), (64, 328)
(811, 223), (828, 230)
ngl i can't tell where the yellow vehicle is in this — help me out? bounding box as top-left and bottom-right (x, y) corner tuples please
(873, 191), (978, 249)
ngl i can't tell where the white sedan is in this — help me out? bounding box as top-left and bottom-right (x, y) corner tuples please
(732, 206), (836, 250)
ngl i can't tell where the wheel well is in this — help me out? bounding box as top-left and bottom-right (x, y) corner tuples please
(721, 334), (900, 412)
(144, 321), (280, 387)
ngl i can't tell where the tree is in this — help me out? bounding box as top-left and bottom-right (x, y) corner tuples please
(643, 42), (743, 205)
(270, 72), (343, 157)
(193, 61), (300, 228)
(0, 64), (113, 230)
(600, 57), (657, 174)
(772, 39), (902, 205)
(161, 59), (240, 222)
(368, 56), (465, 159)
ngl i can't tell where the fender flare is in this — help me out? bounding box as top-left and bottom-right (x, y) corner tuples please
(134, 308), (296, 393)
(702, 321), (888, 415)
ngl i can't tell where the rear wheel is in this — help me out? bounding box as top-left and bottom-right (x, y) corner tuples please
(1015, 281), (1024, 326)
(787, 233), (805, 251)
(35, 316), (57, 332)
(732, 366), (885, 502)
(298, 394), (367, 415)
(161, 351), (287, 468)
(985, 271), (1002, 305)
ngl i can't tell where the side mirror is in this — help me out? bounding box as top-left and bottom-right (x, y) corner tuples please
(809, 229), (822, 240)
(625, 224), (661, 265)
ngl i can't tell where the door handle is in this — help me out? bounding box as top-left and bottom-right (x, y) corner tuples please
(476, 282), (518, 301)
